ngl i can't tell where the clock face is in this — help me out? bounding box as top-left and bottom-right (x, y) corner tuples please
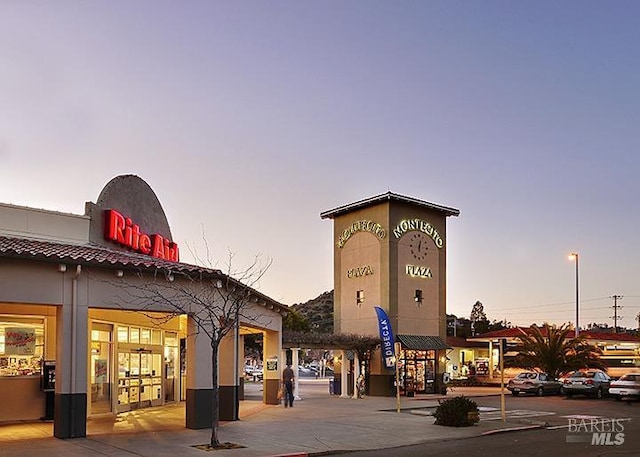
(408, 232), (429, 261)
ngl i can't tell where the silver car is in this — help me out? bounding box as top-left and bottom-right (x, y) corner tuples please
(507, 371), (563, 397)
(563, 369), (611, 399)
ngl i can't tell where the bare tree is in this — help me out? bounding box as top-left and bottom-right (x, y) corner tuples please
(112, 253), (277, 449)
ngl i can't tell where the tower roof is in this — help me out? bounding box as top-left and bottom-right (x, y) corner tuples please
(320, 192), (460, 219)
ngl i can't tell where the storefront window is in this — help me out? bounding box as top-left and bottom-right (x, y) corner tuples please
(140, 328), (151, 344)
(117, 326), (128, 343)
(129, 327), (140, 344)
(400, 349), (436, 394)
(0, 317), (44, 377)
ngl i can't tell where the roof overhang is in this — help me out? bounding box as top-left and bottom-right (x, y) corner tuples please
(320, 192), (460, 219)
(397, 334), (451, 350)
(0, 235), (289, 315)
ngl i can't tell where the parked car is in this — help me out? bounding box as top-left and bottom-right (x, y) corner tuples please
(244, 365), (263, 381)
(507, 371), (563, 396)
(609, 372), (640, 400)
(563, 369), (611, 398)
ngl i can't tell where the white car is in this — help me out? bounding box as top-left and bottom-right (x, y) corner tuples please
(244, 365), (263, 381)
(609, 373), (640, 400)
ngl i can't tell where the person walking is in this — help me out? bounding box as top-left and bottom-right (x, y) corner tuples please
(282, 364), (295, 408)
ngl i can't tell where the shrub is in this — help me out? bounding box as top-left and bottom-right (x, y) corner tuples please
(433, 396), (480, 427)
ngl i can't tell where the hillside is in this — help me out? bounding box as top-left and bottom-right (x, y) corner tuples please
(291, 290), (334, 333)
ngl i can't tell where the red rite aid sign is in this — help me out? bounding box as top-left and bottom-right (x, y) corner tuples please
(105, 209), (179, 261)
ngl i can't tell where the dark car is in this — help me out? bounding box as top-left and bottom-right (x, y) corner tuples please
(563, 369), (611, 399)
(507, 371), (563, 396)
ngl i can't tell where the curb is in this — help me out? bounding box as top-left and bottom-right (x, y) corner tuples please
(481, 424), (543, 435)
(267, 453), (309, 457)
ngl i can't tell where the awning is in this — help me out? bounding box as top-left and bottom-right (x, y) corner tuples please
(396, 334), (451, 350)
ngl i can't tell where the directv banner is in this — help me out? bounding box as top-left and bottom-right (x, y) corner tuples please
(374, 306), (396, 369)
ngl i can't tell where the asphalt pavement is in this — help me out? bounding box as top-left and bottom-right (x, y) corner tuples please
(0, 380), (535, 457)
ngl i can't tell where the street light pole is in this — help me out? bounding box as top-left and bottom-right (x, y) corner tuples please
(569, 253), (579, 337)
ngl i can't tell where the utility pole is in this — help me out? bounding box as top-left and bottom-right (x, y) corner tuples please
(611, 295), (623, 333)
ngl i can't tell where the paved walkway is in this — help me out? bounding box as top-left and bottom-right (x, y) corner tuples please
(0, 381), (533, 457)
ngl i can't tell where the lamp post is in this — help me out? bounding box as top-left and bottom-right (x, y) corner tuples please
(569, 252), (579, 337)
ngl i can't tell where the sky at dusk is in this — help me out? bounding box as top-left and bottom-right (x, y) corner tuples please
(1, 1), (639, 329)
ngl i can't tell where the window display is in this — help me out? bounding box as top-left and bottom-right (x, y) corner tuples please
(0, 318), (44, 377)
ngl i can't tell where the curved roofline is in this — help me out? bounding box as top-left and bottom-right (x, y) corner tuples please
(320, 192), (460, 219)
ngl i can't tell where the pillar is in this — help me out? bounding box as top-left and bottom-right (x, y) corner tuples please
(218, 331), (238, 421)
(488, 340), (494, 379)
(54, 269), (88, 439)
(352, 352), (360, 399)
(340, 350), (349, 398)
(263, 329), (281, 405)
(291, 347), (301, 400)
(185, 316), (214, 429)
(238, 334), (245, 401)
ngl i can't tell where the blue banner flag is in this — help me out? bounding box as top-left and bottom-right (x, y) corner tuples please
(374, 306), (396, 369)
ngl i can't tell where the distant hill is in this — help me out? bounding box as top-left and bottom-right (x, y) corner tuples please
(291, 290), (334, 333)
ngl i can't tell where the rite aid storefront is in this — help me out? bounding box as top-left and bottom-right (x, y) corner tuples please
(0, 175), (287, 438)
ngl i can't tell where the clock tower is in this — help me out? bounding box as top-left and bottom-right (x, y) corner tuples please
(321, 192), (459, 395)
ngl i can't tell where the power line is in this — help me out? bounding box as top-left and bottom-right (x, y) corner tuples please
(487, 296), (612, 312)
(611, 295), (623, 332)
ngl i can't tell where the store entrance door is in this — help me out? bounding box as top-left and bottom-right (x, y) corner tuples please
(117, 350), (163, 413)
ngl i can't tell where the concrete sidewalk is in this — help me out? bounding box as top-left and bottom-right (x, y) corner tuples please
(0, 383), (530, 457)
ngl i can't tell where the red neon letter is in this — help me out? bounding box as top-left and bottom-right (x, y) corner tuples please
(139, 234), (151, 254)
(105, 210), (126, 243)
(152, 234), (166, 259)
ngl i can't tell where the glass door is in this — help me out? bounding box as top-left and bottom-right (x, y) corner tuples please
(90, 323), (113, 415)
(116, 350), (162, 412)
(117, 351), (131, 412)
(164, 332), (179, 402)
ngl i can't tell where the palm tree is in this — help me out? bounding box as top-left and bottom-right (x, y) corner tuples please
(506, 323), (606, 379)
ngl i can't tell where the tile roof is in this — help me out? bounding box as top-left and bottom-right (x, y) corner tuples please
(397, 334), (451, 350)
(468, 326), (640, 343)
(0, 235), (216, 274)
(0, 235), (290, 313)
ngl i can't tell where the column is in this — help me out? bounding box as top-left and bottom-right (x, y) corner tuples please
(54, 269), (88, 439)
(488, 341), (494, 379)
(340, 350), (349, 398)
(185, 316), (214, 429)
(291, 347), (301, 400)
(218, 331), (238, 421)
(238, 335), (245, 401)
(263, 329), (281, 405)
(352, 352), (360, 399)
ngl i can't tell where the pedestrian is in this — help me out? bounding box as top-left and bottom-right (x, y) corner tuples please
(282, 363), (295, 408)
(356, 373), (365, 398)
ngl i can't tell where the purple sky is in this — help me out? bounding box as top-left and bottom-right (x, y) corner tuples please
(1, 1), (639, 329)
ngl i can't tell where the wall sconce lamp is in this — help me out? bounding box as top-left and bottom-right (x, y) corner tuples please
(115, 270), (124, 278)
(167, 273), (174, 282)
(414, 289), (423, 304)
(214, 279), (223, 288)
(356, 290), (365, 306)
(57, 264), (67, 273)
